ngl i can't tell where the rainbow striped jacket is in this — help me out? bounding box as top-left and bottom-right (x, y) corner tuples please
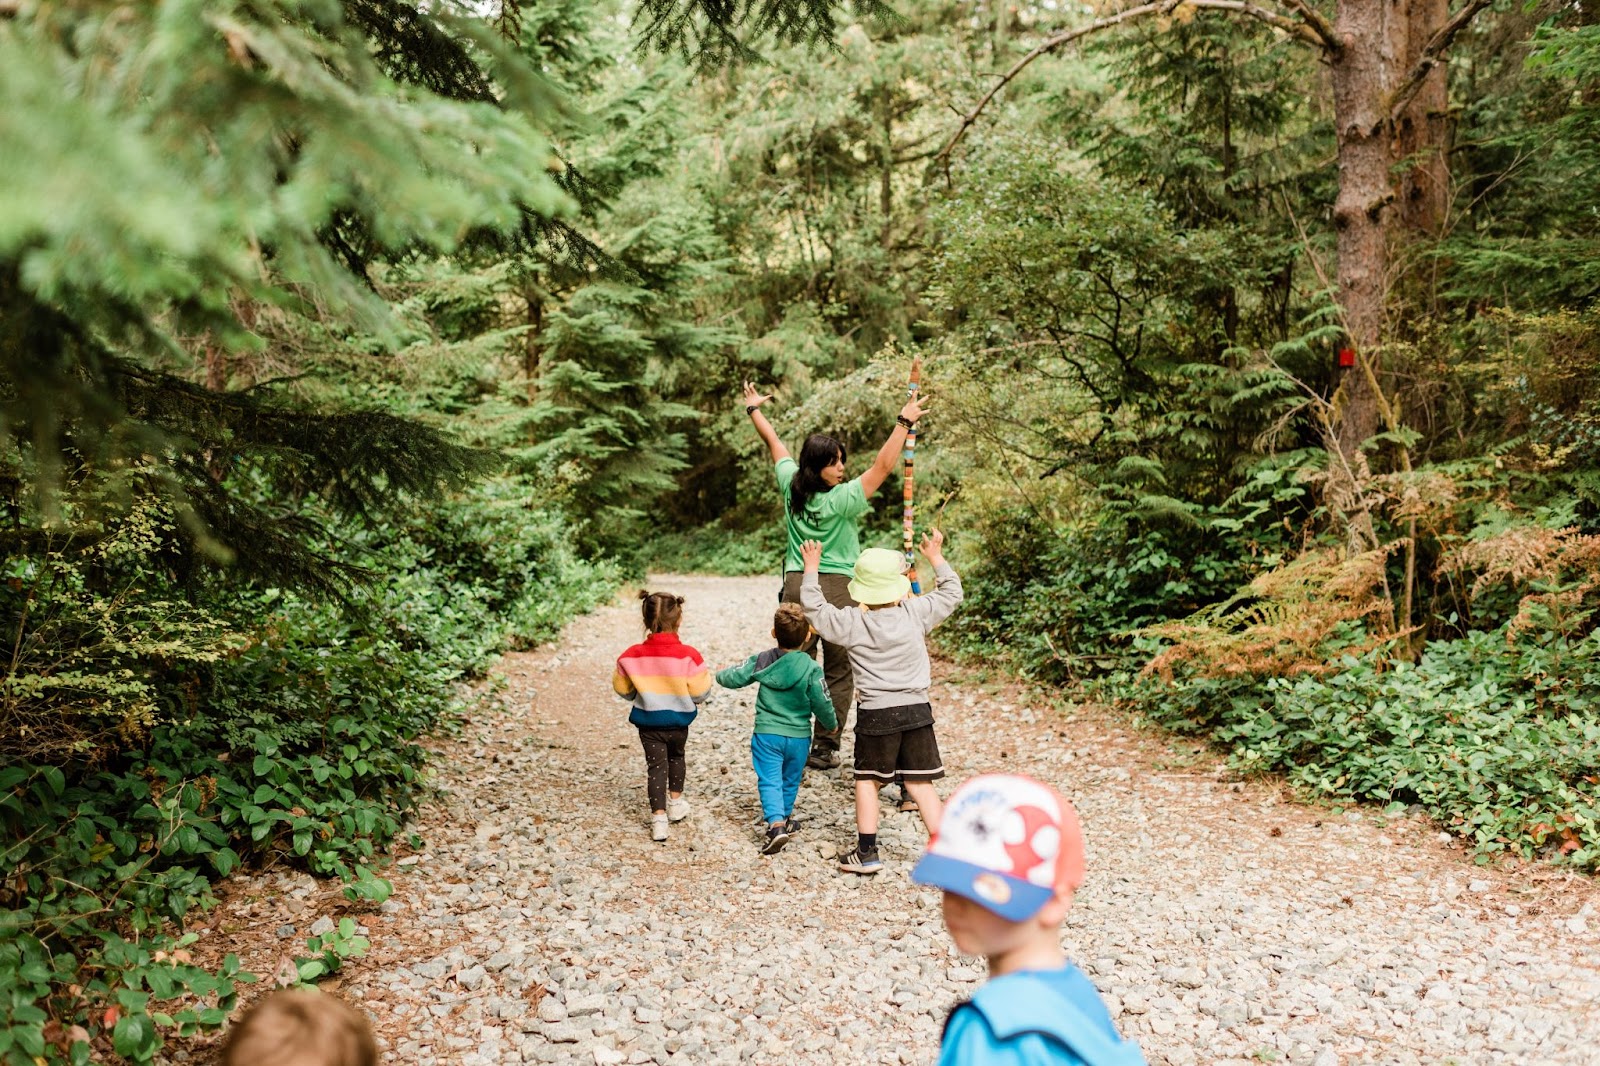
(612, 632), (712, 729)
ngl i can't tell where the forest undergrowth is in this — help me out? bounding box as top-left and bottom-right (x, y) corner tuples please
(7, 1), (1600, 1063)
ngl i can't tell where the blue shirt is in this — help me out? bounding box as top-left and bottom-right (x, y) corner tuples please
(939, 965), (1143, 1066)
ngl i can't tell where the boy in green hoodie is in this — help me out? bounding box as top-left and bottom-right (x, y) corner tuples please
(716, 603), (838, 854)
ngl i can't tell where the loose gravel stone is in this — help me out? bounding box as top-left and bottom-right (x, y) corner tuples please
(186, 576), (1600, 1065)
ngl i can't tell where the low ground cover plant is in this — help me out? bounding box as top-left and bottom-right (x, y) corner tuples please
(1106, 629), (1600, 871)
(0, 477), (618, 1064)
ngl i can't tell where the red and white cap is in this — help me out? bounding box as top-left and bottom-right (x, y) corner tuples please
(911, 774), (1086, 920)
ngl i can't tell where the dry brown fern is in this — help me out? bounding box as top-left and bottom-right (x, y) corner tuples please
(1438, 526), (1600, 638)
(1142, 545), (1403, 681)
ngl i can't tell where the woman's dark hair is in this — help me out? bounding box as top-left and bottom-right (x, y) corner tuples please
(788, 433), (847, 517)
(639, 590), (685, 633)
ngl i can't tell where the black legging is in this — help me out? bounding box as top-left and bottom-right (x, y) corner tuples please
(637, 726), (688, 812)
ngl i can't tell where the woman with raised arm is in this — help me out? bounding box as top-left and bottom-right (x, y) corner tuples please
(742, 380), (927, 770)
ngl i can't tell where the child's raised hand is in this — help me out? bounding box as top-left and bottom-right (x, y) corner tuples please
(743, 380), (773, 409)
(918, 527), (946, 562)
(800, 539), (824, 572)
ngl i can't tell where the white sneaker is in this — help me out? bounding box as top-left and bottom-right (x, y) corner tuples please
(667, 797), (690, 823)
(651, 814), (669, 842)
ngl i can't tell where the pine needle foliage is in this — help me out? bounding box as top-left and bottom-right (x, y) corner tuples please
(0, 0), (571, 587)
(1445, 18), (1600, 307)
(635, 0), (896, 67)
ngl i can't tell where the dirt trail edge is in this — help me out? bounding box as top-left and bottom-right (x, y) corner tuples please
(200, 575), (1600, 1066)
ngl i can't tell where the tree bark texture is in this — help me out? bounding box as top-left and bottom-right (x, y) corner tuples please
(523, 286), (542, 410)
(1329, 0), (1393, 455)
(1395, 0), (1451, 239)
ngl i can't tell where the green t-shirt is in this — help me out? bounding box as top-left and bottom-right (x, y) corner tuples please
(776, 457), (869, 575)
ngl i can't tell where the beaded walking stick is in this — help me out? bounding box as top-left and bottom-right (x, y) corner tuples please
(903, 357), (922, 594)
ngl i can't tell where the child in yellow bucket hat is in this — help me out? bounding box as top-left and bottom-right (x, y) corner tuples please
(798, 528), (963, 874)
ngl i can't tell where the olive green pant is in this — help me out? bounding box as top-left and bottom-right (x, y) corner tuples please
(781, 570), (856, 754)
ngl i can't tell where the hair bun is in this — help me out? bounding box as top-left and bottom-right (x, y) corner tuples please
(673, 596), (686, 607)
(638, 589), (651, 601)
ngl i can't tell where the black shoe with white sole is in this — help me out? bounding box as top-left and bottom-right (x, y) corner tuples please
(761, 824), (791, 855)
(837, 846), (882, 874)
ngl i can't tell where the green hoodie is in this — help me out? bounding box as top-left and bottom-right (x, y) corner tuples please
(715, 648), (838, 739)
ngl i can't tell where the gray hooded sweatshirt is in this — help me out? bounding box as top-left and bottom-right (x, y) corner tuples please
(799, 562), (963, 720)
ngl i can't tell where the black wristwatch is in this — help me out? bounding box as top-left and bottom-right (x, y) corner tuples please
(896, 415), (916, 430)
(746, 405), (759, 415)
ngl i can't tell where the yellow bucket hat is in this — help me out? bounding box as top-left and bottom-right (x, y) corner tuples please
(848, 548), (912, 605)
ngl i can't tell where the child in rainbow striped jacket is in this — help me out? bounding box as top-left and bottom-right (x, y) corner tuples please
(612, 591), (713, 842)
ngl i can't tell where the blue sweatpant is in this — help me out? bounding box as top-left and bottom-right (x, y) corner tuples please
(750, 733), (810, 824)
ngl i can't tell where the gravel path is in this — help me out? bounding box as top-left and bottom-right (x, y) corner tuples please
(221, 575), (1600, 1065)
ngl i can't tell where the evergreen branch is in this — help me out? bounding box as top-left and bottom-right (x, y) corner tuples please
(109, 363), (495, 512)
(1188, 1), (1328, 48)
(495, 0), (523, 47)
(633, 0), (895, 67)
(935, 1), (1321, 171)
(1387, 0), (1495, 123)
(1, 276), (491, 592)
(936, 2), (1183, 170)
(1278, 0), (1339, 52)
(342, 0), (495, 102)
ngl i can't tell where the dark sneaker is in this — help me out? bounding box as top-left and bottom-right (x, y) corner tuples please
(785, 815), (802, 835)
(837, 847), (882, 874)
(761, 824), (791, 856)
(806, 749), (840, 771)
(898, 793), (919, 813)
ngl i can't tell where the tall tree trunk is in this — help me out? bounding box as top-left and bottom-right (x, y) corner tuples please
(879, 92), (894, 250)
(1221, 48), (1239, 345)
(935, 0), (1495, 459)
(1329, 2), (1393, 457)
(523, 283), (542, 414)
(1395, 0), (1451, 239)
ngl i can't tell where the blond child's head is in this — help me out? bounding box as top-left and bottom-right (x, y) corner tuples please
(912, 774), (1087, 967)
(219, 989), (377, 1066)
(773, 603), (811, 650)
(847, 548), (912, 609)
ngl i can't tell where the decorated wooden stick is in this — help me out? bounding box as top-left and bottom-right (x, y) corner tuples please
(903, 356), (922, 594)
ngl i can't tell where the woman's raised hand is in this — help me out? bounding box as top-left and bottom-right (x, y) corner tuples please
(900, 392), (928, 424)
(743, 381), (774, 409)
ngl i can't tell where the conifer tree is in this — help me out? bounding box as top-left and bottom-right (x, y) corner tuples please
(0, 0), (572, 586)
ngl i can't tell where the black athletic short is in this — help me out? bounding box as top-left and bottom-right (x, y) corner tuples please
(852, 723), (944, 782)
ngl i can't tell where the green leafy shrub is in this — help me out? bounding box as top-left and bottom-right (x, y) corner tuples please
(0, 764), (252, 1064)
(377, 474), (623, 651)
(1106, 628), (1600, 870)
(0, 498), (249, 765)
(0, 476), (618, 1063)
(947, 454), (1312, 679)
(292, 918), (370, 984)
(643, 525), (785, 577)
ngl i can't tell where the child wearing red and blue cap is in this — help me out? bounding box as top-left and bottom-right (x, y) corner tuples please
(912, 774), (1145, 1066)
